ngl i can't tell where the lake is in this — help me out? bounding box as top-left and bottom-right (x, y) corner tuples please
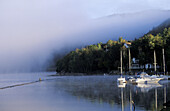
(0, 72), (169, 111)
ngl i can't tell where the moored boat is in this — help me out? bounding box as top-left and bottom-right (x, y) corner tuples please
(117, 77), (126, 83)
(117, 47), (126, 84)
(128, 72), (164, 84)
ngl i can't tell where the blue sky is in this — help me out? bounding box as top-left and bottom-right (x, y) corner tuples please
(1, 0), (170, 19)
(82, 0), (170, 18)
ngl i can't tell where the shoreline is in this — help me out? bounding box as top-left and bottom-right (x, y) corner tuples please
(49, 72), (111, 76)
(49, 72), (170, 77)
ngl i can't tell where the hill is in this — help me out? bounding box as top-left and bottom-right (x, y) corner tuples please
(148, 18), (170, 35)
(55, 26), (170, 74)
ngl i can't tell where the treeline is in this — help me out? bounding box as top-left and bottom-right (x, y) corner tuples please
(56, 27), (170, 74)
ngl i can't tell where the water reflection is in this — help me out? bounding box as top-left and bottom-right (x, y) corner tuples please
(55, 76), (170, 111)
(117, 83), (126, 88)
(121, 88), (124, 111)
(136, 83), (162, 93)
(164, 87), (166, 109)
(0, 74), (169, 111)
(130, 89), (133, 111)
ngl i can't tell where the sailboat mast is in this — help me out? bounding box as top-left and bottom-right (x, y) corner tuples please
(162, 48), (166, 75)
(154, 50), (157, 72)
(120, 49), (123, 75)
(129, 48), (131, 72)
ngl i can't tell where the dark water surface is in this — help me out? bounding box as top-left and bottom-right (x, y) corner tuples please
(0, 72), (169, 111)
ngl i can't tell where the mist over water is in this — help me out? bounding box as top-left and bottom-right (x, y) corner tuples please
(0, 0), (170, 73)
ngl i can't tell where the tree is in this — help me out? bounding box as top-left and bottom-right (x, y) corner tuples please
(55, 27), (170, 74)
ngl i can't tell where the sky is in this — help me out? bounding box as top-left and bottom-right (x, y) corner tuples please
(0, 0), (170, 73)
(83, 0), (170, 18)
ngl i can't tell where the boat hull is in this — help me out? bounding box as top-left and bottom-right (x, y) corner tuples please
(117, 77), (126, 83)
(135, 77), (163, 84)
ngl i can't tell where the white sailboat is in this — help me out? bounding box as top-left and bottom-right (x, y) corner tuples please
(129, 72), (164, 84)
(117, 48), (126, 83)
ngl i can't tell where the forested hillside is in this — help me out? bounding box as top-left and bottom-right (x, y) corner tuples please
(55, 26), (170, 74)
(148, 18), (170, 35)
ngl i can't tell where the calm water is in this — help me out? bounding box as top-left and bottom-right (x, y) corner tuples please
(0, 72), (169, 111)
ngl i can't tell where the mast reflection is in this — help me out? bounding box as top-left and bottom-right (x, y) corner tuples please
(117, 82), (126, 111)
(121, 88), (124, 111)
(164, 87), (166, 109)
(155, 88), (157, 111)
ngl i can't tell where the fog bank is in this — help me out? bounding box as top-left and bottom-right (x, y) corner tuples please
(0, 0), (170, 73)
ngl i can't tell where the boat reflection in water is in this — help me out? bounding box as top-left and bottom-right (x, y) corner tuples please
(136, 83), (162, 111)
(136, 83), (162, 92)
(51, 76), (170, 111)
(117, 82), (126, 111)
(117, 82), (126, 88)
(117, 81), (169, 111)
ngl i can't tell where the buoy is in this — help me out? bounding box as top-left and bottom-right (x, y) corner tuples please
(39, 78), (42, 81)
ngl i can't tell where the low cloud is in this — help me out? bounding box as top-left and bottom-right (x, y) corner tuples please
(0, 0), (170, 73)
